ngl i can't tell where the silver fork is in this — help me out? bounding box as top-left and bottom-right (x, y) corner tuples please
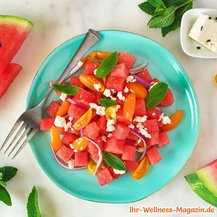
(0, 29), (100, 159)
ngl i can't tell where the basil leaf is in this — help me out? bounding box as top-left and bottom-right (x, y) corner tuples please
(148, 6), (176, 28)
(96, 52), (118, 78)
(0, 166), (17, 183)
(53, 84), (80, 95)
(138, 2), (155, 15)
(0, 186), (11, 206)
(146, 82), (168, 109)
(103, 152), (126, 171)
(27, 186), (41, 217)
(148, 0), (165, 9)
(98, 98), (117, 108)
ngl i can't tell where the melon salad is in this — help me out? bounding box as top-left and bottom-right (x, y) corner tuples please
(40, 51), (184, 186)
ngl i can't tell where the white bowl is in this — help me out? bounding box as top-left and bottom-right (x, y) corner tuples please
(180, 8), (217, 58)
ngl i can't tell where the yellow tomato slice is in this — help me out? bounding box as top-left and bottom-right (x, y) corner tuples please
(72, 136), (89, 151)
(88, 160), (97, 175)
(56, 100), (70, 116)
(105, 106), (116, 121)
(50, 126), (62, 151)
(73, 108), (93, 130)
(132, 157), (149, 180)
(95, 51), (112, 60)
(126, 82), (148, 99)
(81, 51), (96, 67)
(123, 93), (136, 121)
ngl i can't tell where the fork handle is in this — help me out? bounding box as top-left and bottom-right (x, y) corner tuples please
(38, 29), (101, 110)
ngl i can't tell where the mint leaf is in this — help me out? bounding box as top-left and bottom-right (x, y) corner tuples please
(138, 2), (155, 15)
(161, 19), (180, 37)
(164, 0), (189, 7)
(0, 166), (17, 183)
(96, 52), (118, 78)
(146, 82), (168, 109)
(27, 186), (41, 217)
(148, 6), (176, 28)
(148, 0), (165, 9)
(154, 7), (166, 16)
(98, 98), (117, 108)
(53, 84), (80, 95)
(103, 152), (126, 171)
(0, 186), (11, 206)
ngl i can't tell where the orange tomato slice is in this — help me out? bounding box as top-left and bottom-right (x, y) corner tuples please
(72, 136), (89, 151)
(50, 126), (62, 151)
(161, 110), (184, 132)
(56, 100), (70, 116)
(79, 74), (105, 92)
(123, 93), (136, 121)
(126, 82), (148, 99)
(73, 108), (93, 130)
(81, 51), (96, 67)
(95, 51), (112, 60)
(132, 156), (149, 180)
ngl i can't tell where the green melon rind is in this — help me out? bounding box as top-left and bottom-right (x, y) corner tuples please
(0, 15), (33, 30)
(185, 173), (217, 207)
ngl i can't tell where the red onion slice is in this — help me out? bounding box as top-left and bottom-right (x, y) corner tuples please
(129, 63), (148, 74)
(129, 72), (151, 89)
(129, 128), (147, 161)
(68, 98), (89, 110)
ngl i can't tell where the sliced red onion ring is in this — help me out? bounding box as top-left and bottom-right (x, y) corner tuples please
(86, 137), (103, 176)
(68, 98), (89, 110)
(129, 72), (151, 89)
(129, 128), (147, 161)
(52, 149), (86, 171)
(129, 63), (148, 74)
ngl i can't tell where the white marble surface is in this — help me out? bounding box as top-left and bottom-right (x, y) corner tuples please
(0, 0), (217, 216)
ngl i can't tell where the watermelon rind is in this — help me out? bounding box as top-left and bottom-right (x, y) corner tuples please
(185, 173), (217, 207)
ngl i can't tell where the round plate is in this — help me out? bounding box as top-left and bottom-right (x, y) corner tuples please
(27, 30), (199, 203)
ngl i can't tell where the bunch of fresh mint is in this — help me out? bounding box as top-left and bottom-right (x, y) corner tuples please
(139, 0), (193, 37)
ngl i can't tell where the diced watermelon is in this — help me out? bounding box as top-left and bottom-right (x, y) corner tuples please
(106, 76), (125, 92)
(118, 52), (136, 69)
(116, 109), (131, 126)
(70, 76), (85, 88)
(159, 132), (170, 147)
(97, 116), (107, 135)
(109, 63), (129, 79)
(0, 15), (33, 74)
(134, 99), (146, 116)
(40, 118), (54, 131)
(137, 69), (152, 83)
(96, 167), (113, 186)
(146, 146), (162, 165)
(84, 61), (100, 75)
(68, 104), (86, 119)
(0, 63), (22, 98)
(84, 122), (100, 140)
(145, 132), (159, 146)
(127, 132), (138, 141)
(73, 89), (97, 106)
(124, 160), (139, 172)
(159, 89), (174, 107)
(113, 124), (130, 140)
(56, 145), (74, 162)
(62, 133), (78, 146)
(108, 168), (123, 179)
(122, 145), (136, 161)
(46, 101), (61, 117)
(88, 137), (103, 163)
(74, 151), (88, 167)
(143, 119), (159, 133)
(146, 108), (162, 120)
(104, 138), (124, 154)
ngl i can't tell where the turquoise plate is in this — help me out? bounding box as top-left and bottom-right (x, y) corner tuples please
(27, 30), (199, 203)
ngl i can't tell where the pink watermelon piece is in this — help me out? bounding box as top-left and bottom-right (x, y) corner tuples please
(96, 167), (113, 186)
(62, 133), (78, 146)
(84, 122), (100, 140)
(70, 76), (85, 88)
(84, 61), (100, 75)
(145, 132), (159, 146)
(109, 63), (129, 79)
(159, 89), (174, 107)
(159, 132), (170, 147)
(106, 76), (125, 92)
(88, 137), (103, 163)
(122, 145), (136, 161)
(96, 116), (107, 135)
(116, 108), (131, 126)
(137, 69), (152, 83)
(56, 145), (74, 162)
(40, 118), (54, 131)
(74, 151), (88, 167)
(73, 89), (97, 106)
(108, 168), (123, 179)
(118, 51), (136, 69)
(112, 124), (130, 140)
(68, 103), (86, 119)
(134, 99), (146, 116)
(124, 160), (139, 172)
(104, 138), (125, 154)
(143, 119), (159, 133)
(146, 108), (162, 120)
(0, 63), (22, 98)
(46, 101), (61, 117)
(146, 146), (162, 165)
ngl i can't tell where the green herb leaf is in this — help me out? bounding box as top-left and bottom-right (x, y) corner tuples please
(161, 19), (181, 37)
(138, 2), (155, 15)
(164, 0), (189, 7)
(146, 82), (168, 109)
(148, 0), (165, 9)
(0, 186), (11, 206)
(27, 186), (41, 217)
(148, 6), (176, 28)
(98, 98), (117, 108)
(52, 84), (80, 95)
(96, 52), (118, 78)
(103, 152), (126, 171)
(154, 7), (166, 16)
(0, 166), (17, 183)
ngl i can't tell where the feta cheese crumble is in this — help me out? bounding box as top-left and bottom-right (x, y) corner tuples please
(93, 83), (102, 91)
(107, 133), (113, 138)
(136, 122), (151, 138)
(158, 113), (171, 124)
(117, 91), (125, 101)
(128, 124), (135, 129)
(101, 136), (107, 142)
(126, 75), (136, 83)
(54, 116), (66, 128)
(93, 69), (97, 75)
(124, 86), (129, 93)
(133, 115), (147, 123)
(116, 105), (121, 112)
(103, 89), (116, 100)
(59, 93), (67, 101)
(106, 119), (116, 132)
(68, 159), (75, 169)
(89, 103), (106, 116)
(113, 169), (126, 175)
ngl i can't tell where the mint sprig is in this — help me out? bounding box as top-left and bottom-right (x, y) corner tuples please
(0, 186), (11, 206)
(53, 84), (80, 95)
(98, 98), (117, 108)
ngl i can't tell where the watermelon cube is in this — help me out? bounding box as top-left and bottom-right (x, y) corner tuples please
(46, 101), (61, 117)
(68, 103), (86, 119)
(159, 132), (170, 147)
(84, 122), (100, 140)
(40, 118), (54, 131)
(125, 139), (137, 146)
(146, 146), (162, 165)
(73, 89), (97, 106)
(127, 132), (139, 141)
(104, 138), (124, 154)
(84, 61), (100, 75)
(74, 151), (88, 167)
(159, 89), (174, 107)
(97, 116), (107, 135)
(62, 133), (78, 146)
(113, 124), (130, 140)
(106, 76), (125, 92)
(146, 108), (162, 120)
(0, 63), (22, 98)
(134, 99), (146, 116)
(137, 69), (152, 83)
(70, 76), (85, 88)
(122, 145), (136, 161)
(96, 167), (113, 186)
(88, 137), (103, 163)
(145, 132), (159, 146)
(116, 109), (131, 126)
(109, 63), (129, 79)
(118, 52), (136, 69)
(124, 160), (139, 172)
(56, 145), (74, 162)
(143, 119), (159, 133)
(108, 168), (123, 179)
